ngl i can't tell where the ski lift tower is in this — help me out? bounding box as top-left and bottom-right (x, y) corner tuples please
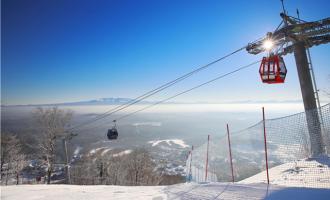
(246, 12), (330, 156)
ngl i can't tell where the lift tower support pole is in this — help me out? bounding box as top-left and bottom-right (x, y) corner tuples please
(293, 41), (323, 156)
(246, 14), (330, 157)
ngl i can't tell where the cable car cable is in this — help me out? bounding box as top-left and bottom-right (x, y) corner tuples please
(69, 45), (249, 131)
(115, 60), (260, 121)
(80, 60), (260, 130)
(76, 60), (260, 134)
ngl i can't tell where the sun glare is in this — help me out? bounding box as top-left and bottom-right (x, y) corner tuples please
(263, 39), (274, 50)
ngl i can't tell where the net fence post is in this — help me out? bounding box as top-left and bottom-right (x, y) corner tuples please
(186, 150), (191, 182)
(262, 107), (270, 184)
(197, 167), (199, 182)
(226, 123), (235, 183)
(205, 134), (210, 182)
(189, 145), (193, 182)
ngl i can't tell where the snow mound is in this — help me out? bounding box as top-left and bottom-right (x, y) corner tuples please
(239, 156), (330, 188)
(148, 139), (189, 148)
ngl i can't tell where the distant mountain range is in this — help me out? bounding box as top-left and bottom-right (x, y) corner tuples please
(2, 98), (304, 107)
(4, 98), (150, 107)
(58, 98), (143, 105)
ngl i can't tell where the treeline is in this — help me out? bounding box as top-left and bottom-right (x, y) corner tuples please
(1, 134), (26, 185)
(1, 107), (74, 185)
(1, 107), (182, 186)
(70, 148), (164, 186)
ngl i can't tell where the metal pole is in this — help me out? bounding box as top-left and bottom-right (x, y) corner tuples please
(197, 168), (199, 182)
(189, 145), (194, 182)
(186, 150), (190, 181)
(193, 167), (197, 182)
(205, 135), (210, 182)
(306, 48), (324, 124)
(226, 124), (235, 183)
(262, 107), (270, 185)
(306, 48), (329, 153)
(293, 41), (324, 156)
(63, 139), (71, 184)
(280, 0), (287, 15)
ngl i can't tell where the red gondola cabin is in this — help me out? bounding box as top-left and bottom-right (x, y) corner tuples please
(259, 55), (287, 84)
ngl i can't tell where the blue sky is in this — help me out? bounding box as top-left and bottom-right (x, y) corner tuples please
(2, 0), (330, 105)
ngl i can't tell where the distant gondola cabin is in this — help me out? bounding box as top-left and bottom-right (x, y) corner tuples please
(259, 55), (287, 84)
(107, 128), (118, 140)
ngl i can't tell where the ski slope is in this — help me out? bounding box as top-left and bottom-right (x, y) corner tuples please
(2, 157), (330, 199)
(239, 157), (330, 188)
(2, 183), (330, 200)
(148, 139), (189, 148)
(1, 184), (167, 200)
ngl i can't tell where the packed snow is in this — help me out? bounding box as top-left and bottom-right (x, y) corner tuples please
(112, 150), (132, 157)
(73, 146), (82, 155)
(100, 148), (112, 156)
(2, 182), (330, 200)
(89, 147), (108, 154)
(1, 184), (166, 200)
(239, 156), (330, 188)
(148, 139), (189, 148)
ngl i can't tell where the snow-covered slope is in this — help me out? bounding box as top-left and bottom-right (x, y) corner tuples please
(239, 156), (330, 188)
(148, 139), (189, 148)
(2, 183), (330, 200)
(1, 185), (166, 200)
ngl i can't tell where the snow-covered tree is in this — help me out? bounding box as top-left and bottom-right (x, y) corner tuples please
(1, 135), (10, 179)
(1, 134), (27, 185)
(70, 148), (163, 186)
(123, 148), (162, 185)
(34, 107), (73, 184)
